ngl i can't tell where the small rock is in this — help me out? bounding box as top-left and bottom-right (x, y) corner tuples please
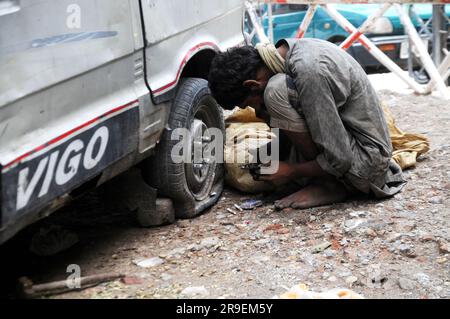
(438, 241), (450, 254)
(294, 215), (309, 225)
(349, 211), (368, 218)
(398, 244), (417, 258)
(180, 286), (210, 298)
(164, 247), (187, 259)
(428, 197), (443, 204)
(345, 276), (358, 286)
(160, 273), (173, 281)
(216, 214), (227, 220)
(133, 257), (165, 268)
(414, 273), (431, 287)
(187, 243), (202, 252)
(122, 276), (143, 285)
(387, 233), (403, 242)
(396, 221), (416, 232)
(420, 234), (436, 242)
(398, 277), (415, 290)
(366, 228), (377, 237)
(344, 218), (367, 233)
(200, 236), (220, 249)
(311, 241), (332, 254)
(328, 276), (337, 282)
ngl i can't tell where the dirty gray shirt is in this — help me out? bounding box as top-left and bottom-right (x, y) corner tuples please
(278, 38), (405, 197)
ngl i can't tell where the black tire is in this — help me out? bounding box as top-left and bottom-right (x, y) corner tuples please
(412, 69), (430, 85)
(143, 78), (224, 218)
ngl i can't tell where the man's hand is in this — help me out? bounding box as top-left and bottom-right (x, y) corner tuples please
(256, 161), (295, 186)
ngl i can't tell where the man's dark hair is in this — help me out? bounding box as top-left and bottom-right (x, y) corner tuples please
(208, 46), (263, 109)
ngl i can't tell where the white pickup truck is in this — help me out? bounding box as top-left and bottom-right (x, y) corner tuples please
(0, 0), (244, 244)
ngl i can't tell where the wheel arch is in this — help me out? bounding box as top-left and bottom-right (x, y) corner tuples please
(180, 49), (217, 81)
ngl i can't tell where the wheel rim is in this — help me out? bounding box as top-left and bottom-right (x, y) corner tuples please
(185, 103), (217, 201)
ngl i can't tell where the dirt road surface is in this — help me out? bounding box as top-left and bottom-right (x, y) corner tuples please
(1, 73), (449, 299)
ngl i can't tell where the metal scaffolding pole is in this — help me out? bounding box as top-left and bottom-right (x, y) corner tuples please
(250, 0), (449, 99)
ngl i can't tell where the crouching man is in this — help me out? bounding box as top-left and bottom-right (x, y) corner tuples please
(208, 38), (406, 210)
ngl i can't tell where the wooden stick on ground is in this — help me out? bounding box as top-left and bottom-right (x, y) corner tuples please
(18, 273), (125, 298)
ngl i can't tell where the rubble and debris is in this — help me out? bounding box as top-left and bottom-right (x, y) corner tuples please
(180, 286), (210, 298)
(2, 89), (449, 299)
(398, 277), (415, 290)
(133, 257), (165, 268)
(279, 283), (363, 299)
(311, 241), (332, 254)
(240, 199), (264, 210)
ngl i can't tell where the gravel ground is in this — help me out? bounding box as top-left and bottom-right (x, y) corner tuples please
(1, 74), (449, 299)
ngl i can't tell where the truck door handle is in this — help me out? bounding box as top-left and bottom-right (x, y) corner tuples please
(0, 0), (21, 16)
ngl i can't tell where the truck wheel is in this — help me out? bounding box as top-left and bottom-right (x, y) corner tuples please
(144, 78), (224, 219)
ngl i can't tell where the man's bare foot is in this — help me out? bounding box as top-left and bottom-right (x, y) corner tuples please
(274, 180), (348, 210)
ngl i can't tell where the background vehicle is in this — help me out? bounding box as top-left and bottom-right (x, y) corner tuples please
(254, 3), (450, 72)
(0, 0), (244, 244)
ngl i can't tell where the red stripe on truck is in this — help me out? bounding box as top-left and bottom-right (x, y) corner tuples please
(2, 100), (139, 171)
(152, 42), (219, 95)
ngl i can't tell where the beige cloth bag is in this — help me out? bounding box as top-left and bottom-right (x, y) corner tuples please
(224, 107), (275, 193)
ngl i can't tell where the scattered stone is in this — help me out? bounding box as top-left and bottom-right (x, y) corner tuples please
(398, 277), (415, 290)
(428, 197), (443, 204)
(343, 219), (367, 233)
(264, 224), (283, 232)
(180, 286), (210, 298)
(386, 233), (403, 243)
(160, 273), (173, 281)
(398, 244), (417, 258)
(133, 257), (165, 268)
(396, 221), (416, 232)
(200, 237), (220, 249)
(294, 215), (310, 225)
(438, 241), (450, 254)
(240, 199), (263, 210)
(349, 211), (368, 218)
(366, 228), (377, 238)
(163, 247), (187, 259)
(414, 273), (431, 287)
(121, 276), (143, 285)
(275, 227), (290, 235)
(311, 241), (332, 254)
(187, 243), (202, 252)
(345, 276), (358, 286)
(328, 276), (337, 282)
(420, 234), (436, 242)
